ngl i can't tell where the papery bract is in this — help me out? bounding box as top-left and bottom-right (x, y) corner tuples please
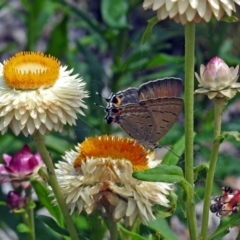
(0, 145), (43, 188)
(195, 57), (240, 99)
(7, 191), (27, 210)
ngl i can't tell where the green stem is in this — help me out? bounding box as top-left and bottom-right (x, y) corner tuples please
(184, 22), (198, 239)
(105, 215), (118, 240)
(200, 98), (225, 240)
(25, 187), (35, 240)
(21, 210), (34, 240)
(32, 131), (80, 240)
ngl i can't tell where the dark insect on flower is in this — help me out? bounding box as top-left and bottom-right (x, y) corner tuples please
(221, 186), (233, 195)
(210, 186), (240, 217)
(210, 196), (224, 216)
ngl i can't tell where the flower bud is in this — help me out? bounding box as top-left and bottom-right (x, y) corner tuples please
(6, 191), (27, 210)
(195, 57), (240, 99)
(0, 145), (43, 188)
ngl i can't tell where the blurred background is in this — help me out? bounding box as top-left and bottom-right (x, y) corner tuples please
(1, 0), (240, 239)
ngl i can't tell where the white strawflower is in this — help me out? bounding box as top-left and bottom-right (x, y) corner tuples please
(0, 52), (88, 136)
(55, 135), (172, 226)
(143, 0), (240, 24)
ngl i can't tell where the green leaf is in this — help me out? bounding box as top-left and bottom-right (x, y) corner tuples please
(162, 135), (185, 165)
(142, 16), (159, 44)
(146, 53), (184, 68)
(148, 217), (179, 240)
(221, 15), (239, 23)
(46, 15), (68, 58)
(133, 165), (191, 201)
(37, 215), (69, 237)
(31, 179), (63, 226)
(133, 165), (184, 183)
(101, 0), (129, 29)
(193, 163), (209, 181)
(28, 201), (36, 209)
(0, 201), (6, 206)
(119, 224), (147, 240)
(17, 223), (30, 233)
(216, 131), (240, 143)
(208, 212), (240, 240)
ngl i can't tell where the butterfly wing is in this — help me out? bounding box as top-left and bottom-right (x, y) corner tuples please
(114, 103), (157, 148)
(138, 78), (183, 100)
(105, 88), (139, 108)
(139, 98), (183, 145)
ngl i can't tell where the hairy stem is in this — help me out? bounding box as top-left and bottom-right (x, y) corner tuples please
(184, 21), (198, 239)
(200, 98), (225, 240)
(32, 131), (79, 240)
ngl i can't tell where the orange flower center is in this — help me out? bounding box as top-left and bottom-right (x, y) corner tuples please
(74, 135), (150, 171)
(3, 51), (60, 90)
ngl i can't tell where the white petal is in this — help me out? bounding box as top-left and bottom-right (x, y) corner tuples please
(189, 0), (199, 8)
(126, 198), (137, 217)
(186, 6), (197, 21)
(178, 0), (189, 14)
(197, 0), (207, 17)
(153, 0), (165, 10)
(209, 0), (220, 9)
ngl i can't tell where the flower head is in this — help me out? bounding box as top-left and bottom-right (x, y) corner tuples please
(55, 135), (172, 226)
(0, 52), (88, 136)
(195, 57), (240, 99)
(6, 191), (27, 210)
(0, 145), (43, 188)
(143, 0), (240, 24)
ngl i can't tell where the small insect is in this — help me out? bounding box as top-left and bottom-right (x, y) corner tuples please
(221, 186), (233, 195)
(104, 78), (183, 149)
(210, 196), (224, 216)
(210, 186), (240, 217)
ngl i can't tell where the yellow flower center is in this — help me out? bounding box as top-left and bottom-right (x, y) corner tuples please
(3, 51), (60, 90)
(74, 135), (149, 171)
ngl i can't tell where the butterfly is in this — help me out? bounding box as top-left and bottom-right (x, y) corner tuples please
(104, 78), (183, 149)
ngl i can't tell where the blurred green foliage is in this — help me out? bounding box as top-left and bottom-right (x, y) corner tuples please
(1, 0), (240, 239)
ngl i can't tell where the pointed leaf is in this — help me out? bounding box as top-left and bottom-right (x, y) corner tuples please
(37, 215), (69, 237)
(142, 16), (159, 44)
(162, 135), (185, 165)
(194, 163), (209, 181)
(216, 131), (240, 143)
(148, 217), (179, 240)
(133, 165), (191, 201)
(101, 0), (129, 28)
(133, 165), (184, 183)
(31, 179), (63, 226)
(46, 15), (68, 58)
(119, 224), (147, 240)
(221, 15), (239, 22)
(208, 212), (240, 240)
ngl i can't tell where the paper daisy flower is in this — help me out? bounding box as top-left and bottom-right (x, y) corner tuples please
(55, 135), (172, 226)
(195, 56), (240, 99)
(0, 51), (88, 136)
(143, 0), (240, 24)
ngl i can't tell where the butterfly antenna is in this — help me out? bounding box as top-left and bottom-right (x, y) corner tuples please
(156, 144), (181, 159)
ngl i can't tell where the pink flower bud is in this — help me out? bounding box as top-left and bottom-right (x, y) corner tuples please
(0, 145), (43, 188)
(195, 57), (240, 99)
(6, 191), (27, 210)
